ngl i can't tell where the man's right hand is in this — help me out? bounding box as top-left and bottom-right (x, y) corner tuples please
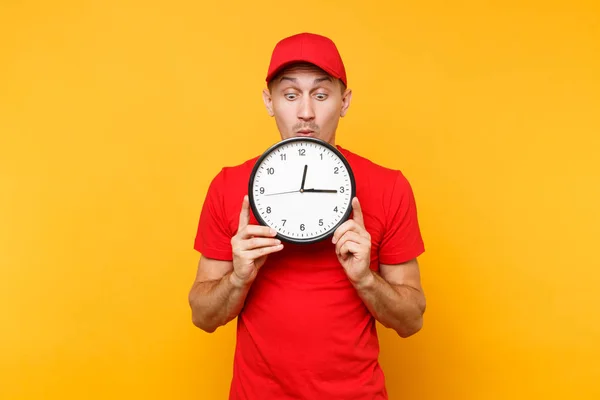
(230, 195), (284, 288)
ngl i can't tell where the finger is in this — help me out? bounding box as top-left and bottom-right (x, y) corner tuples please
(332, 219), (365, 244)
(335, 230), (361, 252)
(237, 195), (251, 232)
(351, 197), (365, 228)
(332, 219), (352, 244)
(336, 231), (368, 255)
(242, 225), (277, 239)
(339, 240), (362, 258)
(244, 243), (284, 259)
(239, 237), (281, 251)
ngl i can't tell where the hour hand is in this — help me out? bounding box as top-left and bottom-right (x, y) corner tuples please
(303, 188), (338, 193)
(300, 165), (307, 191)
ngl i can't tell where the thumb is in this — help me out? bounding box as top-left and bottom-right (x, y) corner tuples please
(237, 195), (250, 232)
(351, 197), (365, 228)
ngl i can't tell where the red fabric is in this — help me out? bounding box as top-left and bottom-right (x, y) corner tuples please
(194, 146), (425, 399)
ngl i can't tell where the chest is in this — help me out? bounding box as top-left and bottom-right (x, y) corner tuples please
(223, 170), (387, 271)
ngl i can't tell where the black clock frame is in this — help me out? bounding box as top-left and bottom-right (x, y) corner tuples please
(248, 136), (356, 245)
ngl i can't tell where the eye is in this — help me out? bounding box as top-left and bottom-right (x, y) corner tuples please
(284, 93), (298, 100)
(315, 93), (328, 101)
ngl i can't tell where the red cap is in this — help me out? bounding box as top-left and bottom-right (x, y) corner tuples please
(266, 32), (347, 86)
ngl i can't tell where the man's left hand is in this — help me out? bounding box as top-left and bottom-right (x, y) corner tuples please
(332, 197), (373, 286)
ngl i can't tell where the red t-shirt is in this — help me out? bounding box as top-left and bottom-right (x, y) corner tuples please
(194, 145), (425, 400)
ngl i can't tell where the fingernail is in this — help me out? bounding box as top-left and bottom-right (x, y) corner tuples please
(270, 228), (277, 235)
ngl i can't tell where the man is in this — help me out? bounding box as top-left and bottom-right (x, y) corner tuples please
(189, 32), (426, 399)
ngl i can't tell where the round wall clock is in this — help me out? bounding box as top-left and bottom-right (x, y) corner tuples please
(248, 137), (356, 244)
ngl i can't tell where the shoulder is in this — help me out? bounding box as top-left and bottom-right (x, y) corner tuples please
(204, 156), (260, 222)
(337, 145), (409, 188)
(338, 146), (417, 225)
(209, 156), (260, 187)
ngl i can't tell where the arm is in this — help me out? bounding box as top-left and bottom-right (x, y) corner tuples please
(333, 197), (426, 338)
(188, 195), (282, 333)
(188, 256), (254, 333)
(353, 258), (426, 338)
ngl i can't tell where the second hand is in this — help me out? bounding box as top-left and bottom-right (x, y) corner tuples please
(264, 189), (300, 196)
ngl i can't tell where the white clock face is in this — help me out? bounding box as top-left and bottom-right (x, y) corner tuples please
(249, 138), (355, 244)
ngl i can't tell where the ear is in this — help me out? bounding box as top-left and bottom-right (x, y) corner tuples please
(340, 88), (352, 117)
(262, 88), (274, 117)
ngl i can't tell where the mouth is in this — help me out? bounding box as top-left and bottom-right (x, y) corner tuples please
(296, 130), (314, 137)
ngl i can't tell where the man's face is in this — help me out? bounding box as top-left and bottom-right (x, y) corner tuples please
(262, 64), (352, 145)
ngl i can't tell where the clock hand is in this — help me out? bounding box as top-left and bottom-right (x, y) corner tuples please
(303, 188), (338, 193)
(264, 189), (300, 196)
(300, 165), (307, 191)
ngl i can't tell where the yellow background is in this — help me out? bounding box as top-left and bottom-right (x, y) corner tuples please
(1, 0), (599, 399)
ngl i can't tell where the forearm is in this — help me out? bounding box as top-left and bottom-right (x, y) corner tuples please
(189, 272), (252, 333)
(354, 270), (426, 337)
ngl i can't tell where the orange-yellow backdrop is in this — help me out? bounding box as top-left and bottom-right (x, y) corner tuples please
(1, 0), (599, 399)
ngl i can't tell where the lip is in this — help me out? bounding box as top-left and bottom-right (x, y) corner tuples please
(296, 130), (314, 136)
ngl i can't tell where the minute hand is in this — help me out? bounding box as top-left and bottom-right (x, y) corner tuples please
(303, 188), (338, 193)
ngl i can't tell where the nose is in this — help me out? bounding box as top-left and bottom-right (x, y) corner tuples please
(297, 96), (315, 121)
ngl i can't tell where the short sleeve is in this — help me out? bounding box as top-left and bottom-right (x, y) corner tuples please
(193, 170), (234, 260)
(378, 171), (425, 265)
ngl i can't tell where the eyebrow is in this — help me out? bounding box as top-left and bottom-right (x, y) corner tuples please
(279, 76), (333, 85)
